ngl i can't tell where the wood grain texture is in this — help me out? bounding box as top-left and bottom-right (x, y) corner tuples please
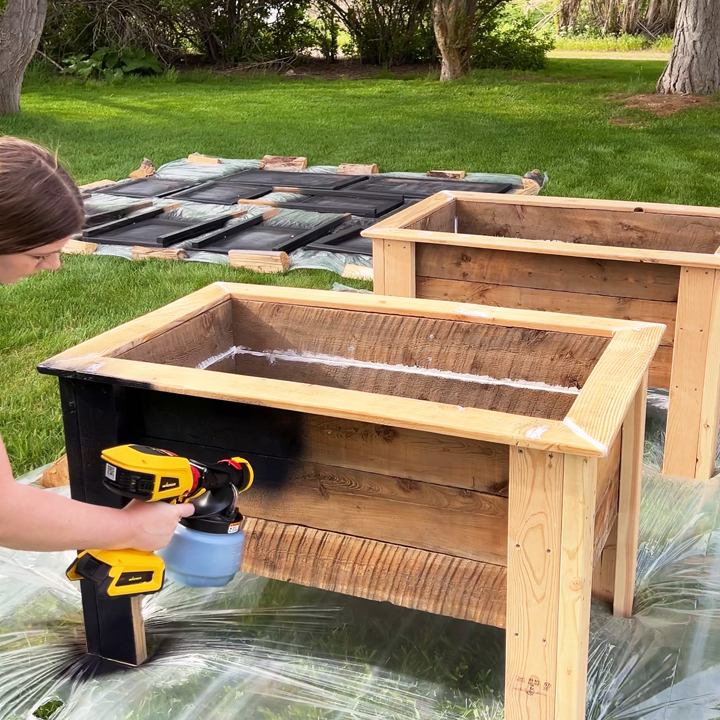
(39, 454), (69, 488)
(695, 270), (720, 479)
(240, 518), (507, 627)
(365, 191), (455, 234)
(379, 239), (416, 297)
(62, 239), (98, 255)
(649, 345), (672, 390)
(131, 246), (188, 261)
(555, 455), (597, 720)
(566, 327), (663, 453)
(120, 298), (233, 369)
(228, 250), (290, 273)
(416, 276), (676, 347)
(342, 264), (373, 281)
(592, 522), (617, 605)
(134, 391), (510, 493)
(614, 377), (647, 617)
(371, 238), (386, 294)
(337, 163), (378, 174)
(506, 449), (564, 720)
(664, 268), (716, 477)
(236, 458), (509, 565)
(415, 244), (681, 302)
(232, 299), (609, 422)
(456, 200), (720, 254)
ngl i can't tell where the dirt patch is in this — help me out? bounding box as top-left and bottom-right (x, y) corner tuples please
(610, 92), (714, 117)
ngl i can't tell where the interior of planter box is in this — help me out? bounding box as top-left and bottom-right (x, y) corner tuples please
(118, 298), (611, 421)
(454, 198), (720, 254)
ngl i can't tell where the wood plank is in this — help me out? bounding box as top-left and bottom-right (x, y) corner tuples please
(364, 227), (720, 270)
(337, 163), (378, 174)
(119, 298), (233, 370)
(187, 153), (221, 164)
(416, 276), (676, 347)
(592, 522), (617, 604)
(592, 464), (619, 569)
(506, 448), (564, 720)
(456, 201), (720, 255)
(234, 456), (509, 565)
(342, 264), (373, 281)
(567, 327), (663, 454)
(555, 455), (597, 720)
(39, 354), (616, 457)
(131, 246), (188, 261)
(228, 250), (290, 273)
(614, 377), (647, 617)
(79, 179), (116, 191)
(371, 238), (386, 294)
(405, 198), (457, 233)
(63, 239), (98, 255)
(260, 155), (307, 171)
(695, 269), (720, 479)
(379, 239), (416, 297)
(428, 170), (466, 179)
(415, 244), (681, 303)
(364, 191), (455, 234)
(649, 345), (672, 390)
(664, 267), (716, 477)
(241, 518), (507, 627)
(132, 390), (510, 493)
(39, 454), (69, 487)
(59, 379), (146, 665)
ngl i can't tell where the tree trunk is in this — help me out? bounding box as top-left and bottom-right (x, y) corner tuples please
(0, 0), (47, 116)
(558, 0), (582, 30)
(433, 0), (477, 81)
(657, 0), (720, 94)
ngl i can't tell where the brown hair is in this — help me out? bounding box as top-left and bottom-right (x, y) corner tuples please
(0, 137), (84, 255)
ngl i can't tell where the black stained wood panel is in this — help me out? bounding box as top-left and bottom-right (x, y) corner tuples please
(84, 201), (149, 227)
(225, 169), (366, 190)
(307, 226), (373, 255)
(96, 177), (198, 198)
(347, 177), (514, 198)
(277, 193), (402, 218)
(87, 217), (191, 247)
(166, 181), (273, 205)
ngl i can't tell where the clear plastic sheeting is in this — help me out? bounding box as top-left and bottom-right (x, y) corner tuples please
(3, 396), (720, 719)
(154, 158), (262, 182)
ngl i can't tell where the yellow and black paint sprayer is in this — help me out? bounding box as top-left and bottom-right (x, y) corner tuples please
(67, 444), (254, 598)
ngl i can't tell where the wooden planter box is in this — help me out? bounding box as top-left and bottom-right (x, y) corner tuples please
(364, 191), (720, 481)
(38, 283), (662, 720)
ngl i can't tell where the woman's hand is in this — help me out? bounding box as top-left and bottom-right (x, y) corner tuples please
(121, 500), (195, 552)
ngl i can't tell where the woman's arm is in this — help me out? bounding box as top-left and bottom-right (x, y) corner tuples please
(0, 435), (193, 552)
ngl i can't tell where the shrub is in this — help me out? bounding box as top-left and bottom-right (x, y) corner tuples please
(62, 48), (164, 81)
(472, 3), (555, 70)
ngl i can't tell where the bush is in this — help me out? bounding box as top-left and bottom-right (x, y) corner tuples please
(62, 48), (164, 81)
(472, 3), (554, 70)
(321, 0), (436, 65)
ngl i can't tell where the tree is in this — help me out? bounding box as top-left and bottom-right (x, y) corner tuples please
(657, 0), (720, 94)
(0, 0), (48, 115)
(433, 0), (505, 81)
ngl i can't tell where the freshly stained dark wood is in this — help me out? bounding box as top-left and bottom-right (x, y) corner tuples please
(277, 193), (403, 218)
(349, 177), (513, 198)
(166, 181), (273, 205)
(96, 177), (197, 199)
(191, 215), (346, 253)
(84, 200), (152, 227)
(225, 169), (366, 190)
(307, 226), (374, 255)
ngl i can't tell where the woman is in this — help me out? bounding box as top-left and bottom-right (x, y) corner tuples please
(0, 136), (193, 550)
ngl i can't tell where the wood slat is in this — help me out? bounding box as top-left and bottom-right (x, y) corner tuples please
(120, 298), (233, 369)
(506, 448), (564, 720)
(456, 201), (720, 255)
(132, 390), (510, 493)
(664, 268), (716, 477)
(416, 276), (676, 347)
(241, 518), (507, 627)
(415, 244), (681, 303)
(555, 455), (597, 720)
(235, 457), (509, 565)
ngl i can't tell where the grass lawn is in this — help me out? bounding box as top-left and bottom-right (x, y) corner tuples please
(3, 56), (720, 475)
(1, 57), (717, 718)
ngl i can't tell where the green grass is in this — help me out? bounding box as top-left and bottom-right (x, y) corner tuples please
(4, 58), (720, 473)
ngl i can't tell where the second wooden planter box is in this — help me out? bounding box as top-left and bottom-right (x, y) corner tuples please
(364, 191), (720, 480)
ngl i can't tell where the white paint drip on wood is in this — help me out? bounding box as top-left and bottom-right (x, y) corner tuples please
(453, 306), (493, 319)
(563, 416), (608, 456)
(196, 345), (582, 396)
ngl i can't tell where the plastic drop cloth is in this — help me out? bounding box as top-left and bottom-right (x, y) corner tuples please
(82, 157), (545, 274)
(3, 389), (720, 720)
